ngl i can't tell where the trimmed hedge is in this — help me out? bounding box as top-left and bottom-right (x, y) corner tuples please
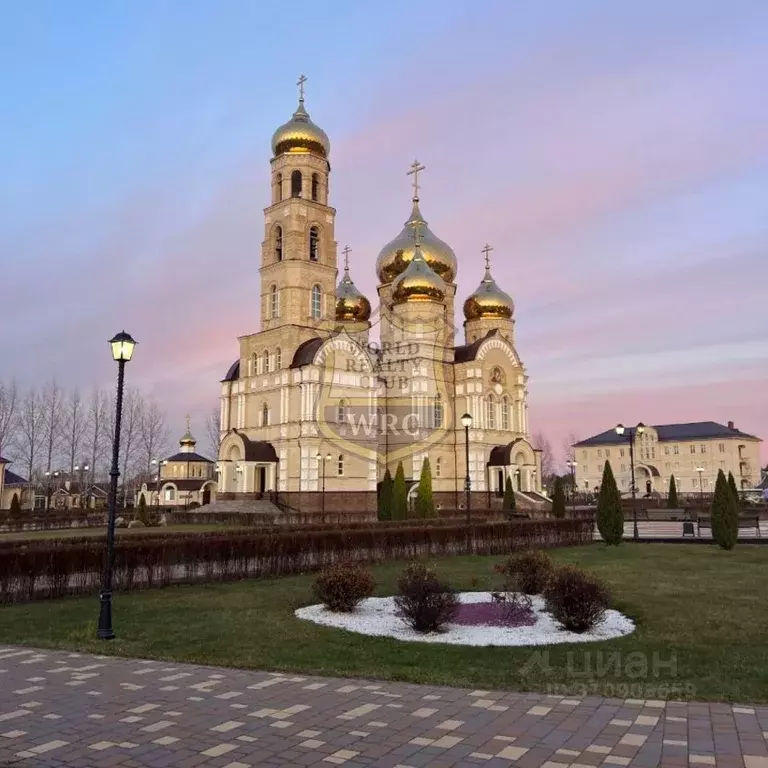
(0, 519), (594, 604)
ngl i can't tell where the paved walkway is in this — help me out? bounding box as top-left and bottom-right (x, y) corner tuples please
(1, 647), (767, 768)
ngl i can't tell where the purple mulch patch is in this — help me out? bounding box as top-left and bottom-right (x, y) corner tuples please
(453, 601), (537, 628)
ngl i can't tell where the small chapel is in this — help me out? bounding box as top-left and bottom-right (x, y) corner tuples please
(216, 77), (543, 506)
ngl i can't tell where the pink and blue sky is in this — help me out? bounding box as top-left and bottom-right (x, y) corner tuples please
(1, 0), (766, 464)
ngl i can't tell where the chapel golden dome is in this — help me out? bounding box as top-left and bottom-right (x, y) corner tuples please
(271, 80), (330, 158)
(335, 251), (371, 322)
(463, 247), (514, 320)
(376, 197), (457, 284)
(391, 240), (446, 304)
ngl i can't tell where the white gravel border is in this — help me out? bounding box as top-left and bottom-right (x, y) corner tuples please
(295, 591), (635, 646)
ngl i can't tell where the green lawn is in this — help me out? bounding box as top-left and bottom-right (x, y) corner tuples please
(0, 524), (237, 542)
(0, 544), (766, 703)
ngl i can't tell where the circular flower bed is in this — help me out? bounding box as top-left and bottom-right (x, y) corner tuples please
(295, 591), (635, 646)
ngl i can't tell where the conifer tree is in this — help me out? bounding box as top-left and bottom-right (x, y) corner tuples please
(415, 457), (435, 518)
(136, 494), (150, 526)
(712, 469), (738, 550)
(727, 471), (740, 509)
(378, 468), (394, 521)
(552, 476), (566, 518)
(667, 475), (679, 509)
(596, 460), (623, 545)
(9, 493), (21, 517)
(503, 475), (516, 517)
(393, 461), (408, 521)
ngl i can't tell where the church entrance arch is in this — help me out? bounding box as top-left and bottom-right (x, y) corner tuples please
(495, 469), (504, 497)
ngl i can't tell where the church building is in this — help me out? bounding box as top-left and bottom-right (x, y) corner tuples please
(216, 78), (543, 505)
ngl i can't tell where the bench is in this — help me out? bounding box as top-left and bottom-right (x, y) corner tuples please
(696, 516), (761, 538)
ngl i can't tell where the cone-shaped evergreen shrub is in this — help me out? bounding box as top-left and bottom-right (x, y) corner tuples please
(136, 495), (150, 526)
(727, 471), (740, 509)
(414, 458), (435, 518)
(378, 468), (394, 521)
(712, 469), (738, 550)
(667, 475), (679, 509)
(552, 476), (566, 519)
(503, 475), (516, 516)
(9, 493), (21, 516)
(393, 461), (407, 521)
(596, 461), (623, 545)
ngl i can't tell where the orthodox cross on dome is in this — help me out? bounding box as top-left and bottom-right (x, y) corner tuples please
(185, 414), (191, 432)
(413, 221), (424, 253)
(407, 159), (426, 200)
(481, 243), (493, 271)
(297, 73), (307, 102)
(342, 244), (352, 273)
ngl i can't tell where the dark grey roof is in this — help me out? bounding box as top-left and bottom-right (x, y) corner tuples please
(574, 421), (760, 447)
(487, 438), (527, 466)
(290, 337), (324, 368)
(222, 359), (240, 382)
(454, 330), (498, 364)
(4, 469), (27, 485)
(165, 452), (213, 463)
(0, 455), (9, 464)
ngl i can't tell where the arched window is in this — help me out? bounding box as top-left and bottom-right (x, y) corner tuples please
(275, 347), (282, 370)
(501, 396), (510, 430)
(309, 226), (319, 261)
(338, 454), (344, 476)
(251, 352), (258, 377)
(165, 487), (175, 502)
(270, 284), (279, 318)
(435, 457), (442, 478)
(291, 170), (302, 198)
(337, 399), (347, 424)
(261, 403), (269, 427)
(275, 173), (283, 202)
(311, 173), (319, 202)
(486, 395), (496, 430)
(433, 394), (443, 428)
(274, 226), (283, 262)
(311, 285), (322, 318)
(263, 349), (270, 374)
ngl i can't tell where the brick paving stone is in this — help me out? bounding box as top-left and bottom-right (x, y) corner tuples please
(1, 646), (767, 768)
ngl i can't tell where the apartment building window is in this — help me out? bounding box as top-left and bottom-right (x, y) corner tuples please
(597, 449), (602, 459)
(719, 443), (725, 453)
(605, 449), (610, 458)
(582, 450), (587, 460)
(621, 464), (626, 472)
(700, 445), (706, 453)
(693, 478), (698, 488)
(620, 448), (625, 458)
(720, 461), (726, 470)
(664, 446), (669, 455)
(674, 462), (680, 470)
(674, 445), (679, 455)
(665, 462), (670, 471)
(690, 445), (696, 454)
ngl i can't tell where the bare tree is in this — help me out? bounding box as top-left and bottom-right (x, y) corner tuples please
(531, 430), (556, 481)
(63, 388), (87, 475)
(205, 405), (221, 460)
(0, 379), (19, 458)
(563, 430), (579, 465)
(113, 388), (142, 507)
(137, 399), (170, 473)
(18, 388), (43, 484)
(40, 379), (64, 475)
(86, 389), (109, 485)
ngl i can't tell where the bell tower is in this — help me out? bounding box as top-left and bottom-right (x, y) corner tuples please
(260, 75), (338, 332)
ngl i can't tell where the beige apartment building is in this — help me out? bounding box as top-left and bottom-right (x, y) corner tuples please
(215, 79), (543, 500)
(573, 421), (762, 496)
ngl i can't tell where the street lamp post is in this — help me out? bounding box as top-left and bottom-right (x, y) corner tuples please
(460, 413), (473, 553)
(151, 458), (166, 510)
(615, 422), (645, 542)
(566, 460), (578, 509)
(316, 453), (331, 516)
(74, 464), (90, 510)
(97, 331), (136, 641)
(696, 467), (705, 517)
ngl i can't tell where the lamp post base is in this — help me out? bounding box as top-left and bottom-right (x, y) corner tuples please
(97, 592), (115, 640)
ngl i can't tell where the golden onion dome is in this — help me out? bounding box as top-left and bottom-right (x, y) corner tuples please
(271, 98), (330, 158)
(391, 241), (446, 304)
(463, 257), (514, 320)
(376, 198), (457, 284)
(336, 263), (371, 322)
